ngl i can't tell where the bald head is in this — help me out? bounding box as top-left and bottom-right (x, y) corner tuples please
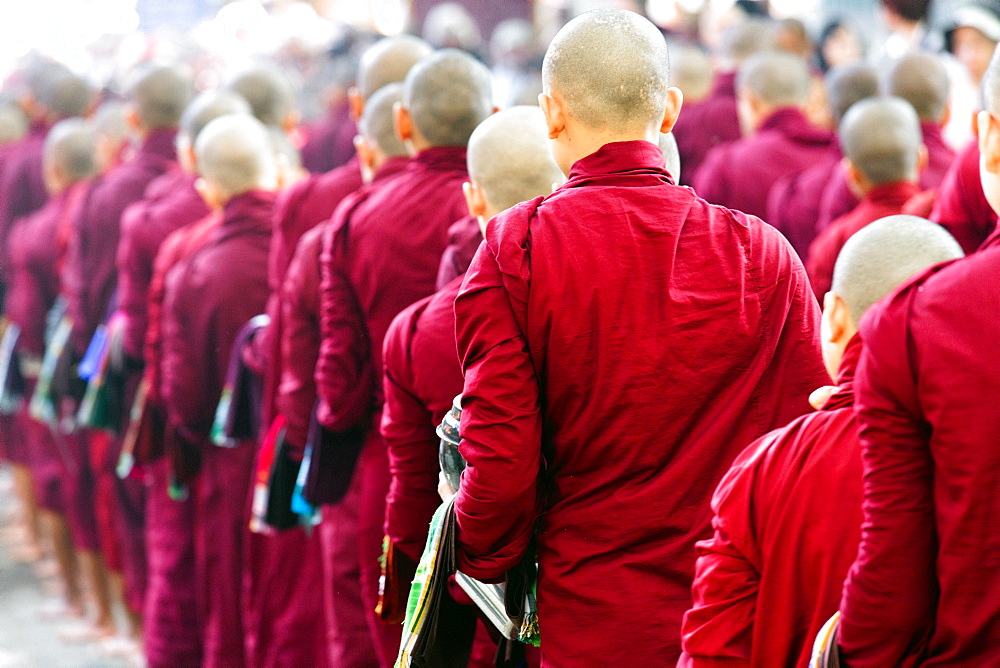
(985, 44), (1000, 116)
(229, 66), (296, 128)
(841, 96), (922, 185)
(671, 44), (713, 103)
(39, 71), (94, 120)
(543, 9), (669, 134)
(92, 102), (129, 142)
(719, 18), (777, 67)
(832, 215), (963, 323)
(359, 83), (407, 157)
(129, 66), (192, 130)
(826, 64), (880, 125)
(358, 35), (433, 100)
(44, 118), (96, 184)
(195, 115), (276, 198)
(404, 49), (492, 147)
(467, 106), (563, 213)
(738, 51), (812, 107)
(179, 90), (252, 144)
(0, 105), (28, 144)
(882, 53), (950, 122)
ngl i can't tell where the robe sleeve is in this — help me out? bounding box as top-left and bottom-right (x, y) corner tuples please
(838, 289), (935, 665)
(805, 225), (839, 300)
(453, 242), (542, 581)
(116, 203), (153, 360)
(315, 222), (373, 432)
(381, 305), (442, 562)
(680, 437), (773, 667)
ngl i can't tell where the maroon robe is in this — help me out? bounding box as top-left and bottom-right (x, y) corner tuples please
(116, 168), (208, 359)
(315, 145), (470, 666)
(694, 107), (832, 219)
(0, 119), (50, 281)
(840, 237), (1000, 665)
(435, 215), (482, 291)
(930, 139), (997, 254)
(806, 181), (921, 298)
(673, 71), (742, 186)
(301, 100), (357, 174)
(63, 128), (177, 357)
(766, 145), (842, 258)
(160, 189), (274, 668)
(453, 140), (825, 665)
(680, 337), (864, 668)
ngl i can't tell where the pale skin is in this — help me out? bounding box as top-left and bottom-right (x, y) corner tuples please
(841, 147), (928, 199)
(809, 293), (857, 410)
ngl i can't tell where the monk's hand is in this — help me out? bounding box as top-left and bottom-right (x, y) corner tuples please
(809, 385), (837, 410)
(438, 472), (457, 503)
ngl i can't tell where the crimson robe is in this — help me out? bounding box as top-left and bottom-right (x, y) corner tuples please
(815, 121), (956, 234)
(436, 215), (482, 291)
(142, 214), (219, 668)
(0, 119), (50, 281)
(160, 189), (274, 668)
(63, 128), (177, 357)
(929, 139), (997, 254)
(680, 336), (864, 667)
(806, 181), (921, 298)
(766, 145), (842, 258)
(453, 140), (825, 665)
(840, 237), (1000, 665)
(673, 71), (741, 186)
(694, 107), (831, 219)
(301, 101), (357, 174)
(315, 145), (470, 666)
(116, 168), (208, 360)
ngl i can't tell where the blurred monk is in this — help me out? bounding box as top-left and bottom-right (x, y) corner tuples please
(314, 48), (492, 666)
(680, 216), (962, 667)
(930, 138), (998, 253)
(807, 97), (925, 298)
(694, 50), (831, 219)
(837, 44), (1000, 666)
(449, 10), (826, 665)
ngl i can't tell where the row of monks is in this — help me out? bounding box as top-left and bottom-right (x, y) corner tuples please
(0, 7), (997, 668)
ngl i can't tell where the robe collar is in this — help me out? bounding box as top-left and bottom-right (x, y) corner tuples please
(712, 70), (737, 99)
(565, 140), (674, 189)
(411, 145), (468, 172)
(758, 107), (831, 147)
(139, 127), (179, 162)
(217, 189), (276, 241)
(822, 333), (862, 411)
(373, 155), (410, 183)
(863, 180), (921, 208)
(27, 118), (51, 138)
(919, 120), (945, 150)
(980, 226), (1000, 252)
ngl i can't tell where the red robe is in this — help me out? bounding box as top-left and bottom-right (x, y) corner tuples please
(806, 180), (921, 298)
(116, 168), (208, 360)
(680, 336), (864, 667)
(315, 145), (470, 666)
(142, 213), (219, 668)
(301, 101), (357, 174)
(840, 237), (1000, 665)
(453, 140), (825, 665)
(930, 139), (997, 253)
(63, 128), (177, 357)
(694, 107), (832, 219)
(673, 71), (742, 186)
(815, 121), (956, 234)
(436, 215), (482, 291)
(160, 189), (274, 668)
(766, 144), (842, 258)
(0, 119), (50, 282)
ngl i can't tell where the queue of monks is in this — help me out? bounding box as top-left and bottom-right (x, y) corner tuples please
(0, 1), (998, 667)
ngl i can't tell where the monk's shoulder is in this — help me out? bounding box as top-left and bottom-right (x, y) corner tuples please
(385, 291), (434, 373)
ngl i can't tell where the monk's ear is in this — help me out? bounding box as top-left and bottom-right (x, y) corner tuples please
(825, 293), (854, 343)
(659, 87), (684, 135)
(843, 159), (867, 197)
(195, 177), (223, 211)
(348, 87), (364, 122)
(539, 93), (566, 140)
(354, 135), (376, 184)
(978, 111), (1000, 174)
(394, 102), (413, 144)
(282, 110), (300, 134)
(917, 143), (929, 173)
(126, 108), (143, 133)
(463, 180), (487, 219)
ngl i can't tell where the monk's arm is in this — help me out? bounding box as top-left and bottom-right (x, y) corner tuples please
(838, 299), (935, 665)
(680, 450), (763, 666)
(381, 313), (441, 562)
(276, 249), (320, 455)
(314, 230), (373, 433)
(453, 248), (541, 581)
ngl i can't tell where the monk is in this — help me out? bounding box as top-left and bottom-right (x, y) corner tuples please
(91, 102), (131, 175)
(384, 105), (562, 665)
(449, 10), (826, 665)
(837, 46), (1000, 666)
(4, 119), (96, 622)
(930, 138), (998, 253)
(273, 82), (412, 668)
(816, 52), (956, 232)
(766, 65), (879, 257)
(159, 114), (276, 668)
(807, 98), (925, 298)
(314, 48), (492, 666)
(673, 19), (774, 185)
(694, 50), (831, 219)
(229, 65), (298, 132)
(680, 216), (962, 668)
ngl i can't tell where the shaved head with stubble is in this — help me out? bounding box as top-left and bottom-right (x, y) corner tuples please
(826, 64), (880, 126)
(195, 115), (277, 201)
(129, 65), (193, 130)
(229, 66), (296, 129)
(841, 96), (922, 186)
(358, 36), (434, 100)
(359, 83), (407, 157)
(882, 53), (950, 122)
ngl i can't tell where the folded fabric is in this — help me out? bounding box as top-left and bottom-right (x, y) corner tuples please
(212, 314), (269, 447)
(301, 403), (366, 506)
(378, 536), (419, 625)
(809, 612), (843, 668)
(117, 376), (165, 479)
(250, 416), (304, 533)
(29, 311), (73, 429)
(0, 322), (25, 414)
